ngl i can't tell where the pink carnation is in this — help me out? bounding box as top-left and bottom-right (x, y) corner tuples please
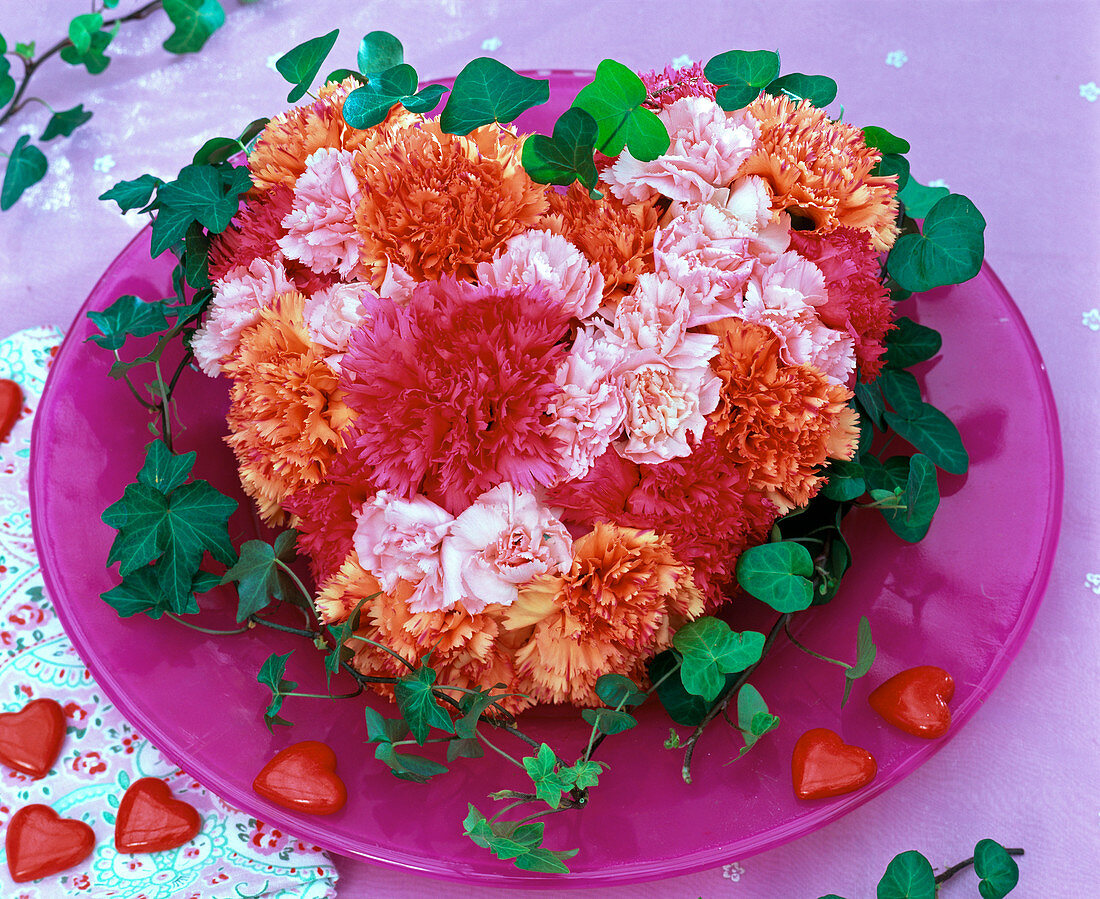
(604, 97), (760, 206)
(278, 147), (365, 279)
(440, 483), (573, 613)
(353, 490), (453, 612)
(546, 325), (627, 483)
(615, 359), (719, 464)
(208, 183), (294, 282)
(641, 62), (717, 110)
(739, 250), (856, 384)
(613, 272), (691, 357)
(191, 257), (295, 375)
(477, 229), (604, 320)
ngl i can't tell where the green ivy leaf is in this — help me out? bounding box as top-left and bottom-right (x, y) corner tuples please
(191, 136), (241, 167)
(862, 454), (910, 494)
(883, 406), (968, 475)
(765, 72), (837, 106)
(593, 672), (646, 708)
(149, 205), (194, 258)
(403, 83), (447, 114)
(560, 759), (602, 790)
(363, 705), (410, 745)
(324, 68), (364, 87)
(878, 369), (923, 417)
(877, 850), (936, 899)
(342, 64), (424, 129)
(649, 650), (708, 725)
(821, 458), (866, 502)
(394, 666), (454, 744)
(513, 847), (576, 873)
(973, 839), (1020, 899)
(59, 28), (112, 74)
(41, 104), (93, 141)
(887, 193), (986, 292)
(15, 42), (36, 62)
(135, 439), (195, 494)
(854, 379), (886, 430)
(897, 176), (950, 219)
(439, 57), (548, 135)
(162, 0), (225, 55)
(0, 69), (14, 109)
(357, 30), (403, 76)
(521, 743), (569, 808)
(374, 743), (448, 783)
(580, 707), (637, 735)
(880, 453), (941, 542)
(180, 221), (211, 289)
(735, 684), (779, 756)
(99, 174), (163, 213)
(257, 651), (297, 731)
(885, 317), (942, 369)
(735, 541), (815, 613)
(875, 152), (910, 190)
(571, 59), (668, 160)
(276, 29), (340, 103)
(521, 107), (599, 191)
(220, 537), (297, 621)
(453, 687), (496, 739)
(463, 805), (574, 871)
(842, 616), (877, 706)
(324, 593), (370, 680)
(446, 737), (484, 761)
(861, 126), (910, 155)
(157, 163), (251, 234)
(673, 618), (766, 702)
(68, 13), (103, 56)
(1, 135), (47, 210)
(704, 49), (780, 110)
(101, 563), (212, 619)
(86, 294), (170, 350)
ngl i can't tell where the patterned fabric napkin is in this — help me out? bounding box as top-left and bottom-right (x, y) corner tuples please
(0, 327), (339, 899)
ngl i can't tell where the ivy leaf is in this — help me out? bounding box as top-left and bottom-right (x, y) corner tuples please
(276, 29), (339, 103)
(735, 541), (815, 613)
(1, 135), (47, 211)
(571, 59), (668, 160)
(673, 618), (766, 702)
(885, 317), (942, 369)
(86, 295), (170, 350)
(821, 458), (866, 502)
(880, 453), (941, 542)
(854, 379), (886, 431)
(580, 707), (637, 735)
(101, 564), (215, 618)
(403, 83), (447, 114)
(0, 69), (14, 109)
(875, 153), (910, 190)
(162, 0), (225, 55)
(862, 126), (910, 155)
(513, 847), (576, 873)
(59, 29), (112, 74)
(68, 13), (103, 57)
(15, 42), (36, 62)
(878, 369), (923, 417)
(862, 454), (910, 494)
(148, 205), (194, 257)
(842, 616), (877, 706)
(649, 650), (708, 726)
(324, 68), (364, 87)
(342, 64), (419, 129)
(357, 31), (403, 76)
(521, 107), (599, 192)
(887, 193), (986, 292)
(594, 673), (646, 708)
(191, 136), (241, 167)
(735, 684), (779, 757)
(363, 706), (410, 745)
(897, 176), (950, 220)
(521, 743), (569, 809)
(463, 806), (567, 869)
(560, 759), (602, 790)
(220, 537), (297, 621)
(877, 850), (936, 899)
(41, 104), (93, 141)
(394, 666), (454, 744)
(446, 737), (484, 761)
(99, 174), (163, 213)
(973, 839), (1020, 899)
(705, 49), (780, 110)
(883, 405), (968, 475)
(439, 57), (548, 135)
(324, 593), (370, 680)
(374, 743), (447, 783)
(256, 651), (297, 731)
(181, 221), (211, 289)
(454, 688), (496, 739)
(136, 439), (195, 494)
(158, 163), (251, 234)
(765, 72), (837, 106)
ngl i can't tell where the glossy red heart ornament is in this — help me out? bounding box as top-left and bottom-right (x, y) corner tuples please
(115, 777), (202, 853)
(791, 728), (877, 800)
(0, 379), (23, 446)
(5, 804), (95, 883)
(869, 665), (955, 738)
(0, 698), (65, 779)
(252, 740), (347, 815)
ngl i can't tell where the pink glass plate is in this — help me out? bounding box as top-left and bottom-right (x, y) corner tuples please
(30, 74), (1062, 888)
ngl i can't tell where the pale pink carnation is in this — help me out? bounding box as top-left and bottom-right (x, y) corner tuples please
(440, 483), (573, 614)
(191, 257), (295, 375)
(613, 273), (691, 356)
(546, 325), (627, 483)
(378, 261), (417, 306)
(477, 229), (604, 319)
(304, 281), (378, 360)
(278, 147), (366, 279)
(604, 97), (760, 206)
(353, 490), (453, 612)
(739, 251), (856, 384)
(616, 359), (720, 464)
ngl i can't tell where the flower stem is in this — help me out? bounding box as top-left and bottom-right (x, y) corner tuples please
(286, 689), (362, 701)
(934, 848), (1024, 886)
(165, 612), (250, 636)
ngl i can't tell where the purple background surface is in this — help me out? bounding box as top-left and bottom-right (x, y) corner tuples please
(2, 2), (1098, 896)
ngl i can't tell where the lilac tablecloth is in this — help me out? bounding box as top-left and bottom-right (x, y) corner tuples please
(2, 2), (1097, 895)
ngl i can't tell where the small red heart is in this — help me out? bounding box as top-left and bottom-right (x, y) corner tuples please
(791, 728), (877, 800)
(115, 777), (202, 853)
(252, 740), (347, 815)
(0, 380), (23, 446)
(0, 698), (65, 779)
(5, 804), (95, 883)
(869, 665), (955, 738)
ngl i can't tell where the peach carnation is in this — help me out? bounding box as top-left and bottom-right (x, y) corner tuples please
(503, 522), (703, 705)
(742, 94), (900, 251)
(224, 291), (356, 523)
(476, 229), (603, 319)
(353, 121), (548, 286)
(605, 96), (759, 206)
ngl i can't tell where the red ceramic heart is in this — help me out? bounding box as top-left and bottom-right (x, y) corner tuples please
(869, 665), (955, 738)
(252, 740), (347, 815)
(0, 379), (23, 446)
(0, 698), (65, 779)
(5, 804), (95, 883)
(115, 777), (202, 853)
(791, 728), (877, 800)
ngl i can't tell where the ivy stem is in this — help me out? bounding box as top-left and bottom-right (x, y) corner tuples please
(286, 688), (362, 701)
(478, 732), (524, 770)
(783, 621), (850, 670)
(154, 358), (172, 449)
(585, 656), (683, 760)
(165, 611), (250, 636)
(248, 615), (316, 639)
(511, 805), (573, 827)
(487, 800), (529, 824)
(934, 848), (1024, 886)
(346, 633), (417, 672)
(492, 722), (539, 751)
(338, 660), (398, 687)
(112, 351), (157, 411)
(679, 612), (791, 784)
